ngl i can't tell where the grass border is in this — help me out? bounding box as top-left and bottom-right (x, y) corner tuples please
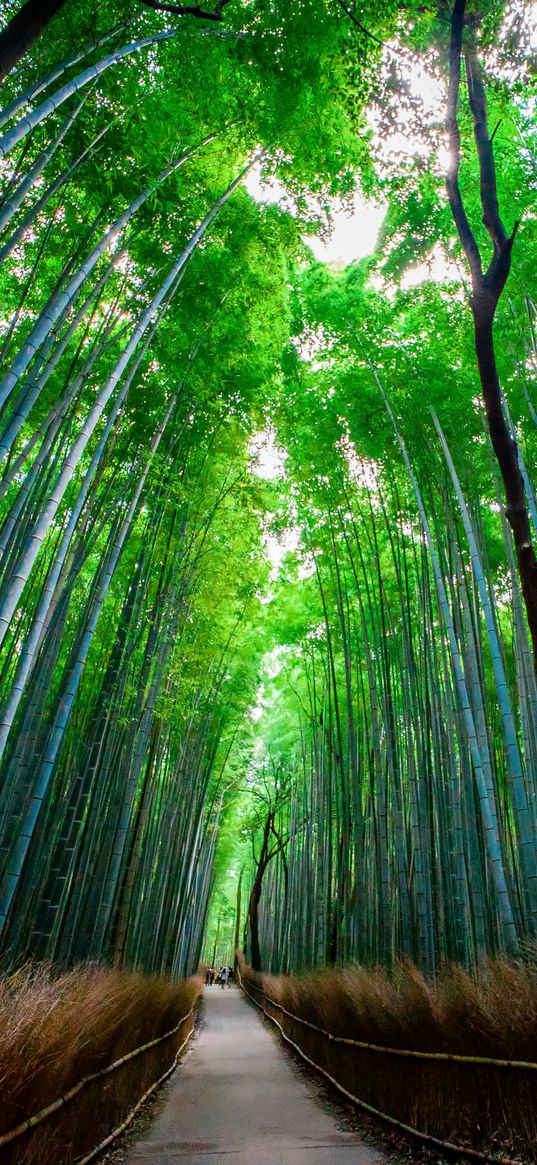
(238, 970), (523, 1165)
(0, 1005), (196, 1150)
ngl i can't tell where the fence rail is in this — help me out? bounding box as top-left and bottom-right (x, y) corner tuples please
(0, 1004), (196, 1151)
(238, 971), (526, 1165)
(242, 978), (537, 1070)
(76, 1016), (196, 1164)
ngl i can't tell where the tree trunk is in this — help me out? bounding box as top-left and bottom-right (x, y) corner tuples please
(247, 865), (265, 973)
(247, 810), (273, 973)
(234, 867), (243, 969)
(473, 312), (537, 663)
(445, 0), (537, 672)
(0, 0), (68, 79)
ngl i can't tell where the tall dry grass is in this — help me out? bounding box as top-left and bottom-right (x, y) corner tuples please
(242, 958), (537, 1158)
(0, 963), (201, 1165)
(250, 958), (537, 1057)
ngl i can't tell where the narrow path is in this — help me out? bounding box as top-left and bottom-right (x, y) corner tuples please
(126, 985), (387, 1164)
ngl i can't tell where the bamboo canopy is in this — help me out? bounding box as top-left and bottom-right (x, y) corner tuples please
(0, 0), (535, 980)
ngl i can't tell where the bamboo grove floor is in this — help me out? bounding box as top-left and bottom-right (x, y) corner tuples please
(125, 986), (387, 1165)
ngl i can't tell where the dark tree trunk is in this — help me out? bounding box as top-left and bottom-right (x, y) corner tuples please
(248, 867), (264, 973)
(446, 0), (537, 672)
(246, 786), (289, 973)
(247, 813), (273, 973)
(211, 915), (221, 969)
(233, 866), (242, 970)
(473, 310), (537, 664)
(0, 0), (69, 79)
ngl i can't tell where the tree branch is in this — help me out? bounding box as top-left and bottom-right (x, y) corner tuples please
(464, 48), (508, 252)
(333, 0), (386, 50)
(445, 0), (483, 287)
(463, 43), (518, 305)
(139, 0), (231, 20)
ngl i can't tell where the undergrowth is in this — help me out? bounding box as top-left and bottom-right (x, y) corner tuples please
(242, 957), (537, 1159)
(247, 957), (537, 1057)
(0, 962), (201, 1165)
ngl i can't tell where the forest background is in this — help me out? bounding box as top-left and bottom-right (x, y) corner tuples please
(0, 0), (534, 987)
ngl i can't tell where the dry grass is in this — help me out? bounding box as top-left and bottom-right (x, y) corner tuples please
(0, 962), (201, 1165)
(242, 958), (537, 1159)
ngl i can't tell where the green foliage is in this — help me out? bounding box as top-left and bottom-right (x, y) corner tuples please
(0, 0), (536, 981)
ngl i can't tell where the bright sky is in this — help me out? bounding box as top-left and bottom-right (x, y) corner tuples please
(308, 193), (386, 265)
(244, 37), (450, 268)
(248, 428), (287, 479)
(245, 166), (386, 265)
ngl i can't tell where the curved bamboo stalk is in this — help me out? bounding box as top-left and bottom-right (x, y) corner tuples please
(0, 29), (177, 160)
(0, 122), (110, 263)
(0, 88), (92, 236)
(0, 19), (134, 130)
(0, 133), (216, 414)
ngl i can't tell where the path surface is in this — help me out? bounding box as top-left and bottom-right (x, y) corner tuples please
(126, 985), (387, 1165)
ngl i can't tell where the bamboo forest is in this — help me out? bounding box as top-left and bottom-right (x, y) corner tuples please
(0, 1), (537, 1163)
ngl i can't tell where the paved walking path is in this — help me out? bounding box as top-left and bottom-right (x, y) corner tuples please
(127, 985), (387, 1165)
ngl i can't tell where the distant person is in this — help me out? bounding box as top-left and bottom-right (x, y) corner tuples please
(205, 966), (215, 986)
(220, 966), (229, 989)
